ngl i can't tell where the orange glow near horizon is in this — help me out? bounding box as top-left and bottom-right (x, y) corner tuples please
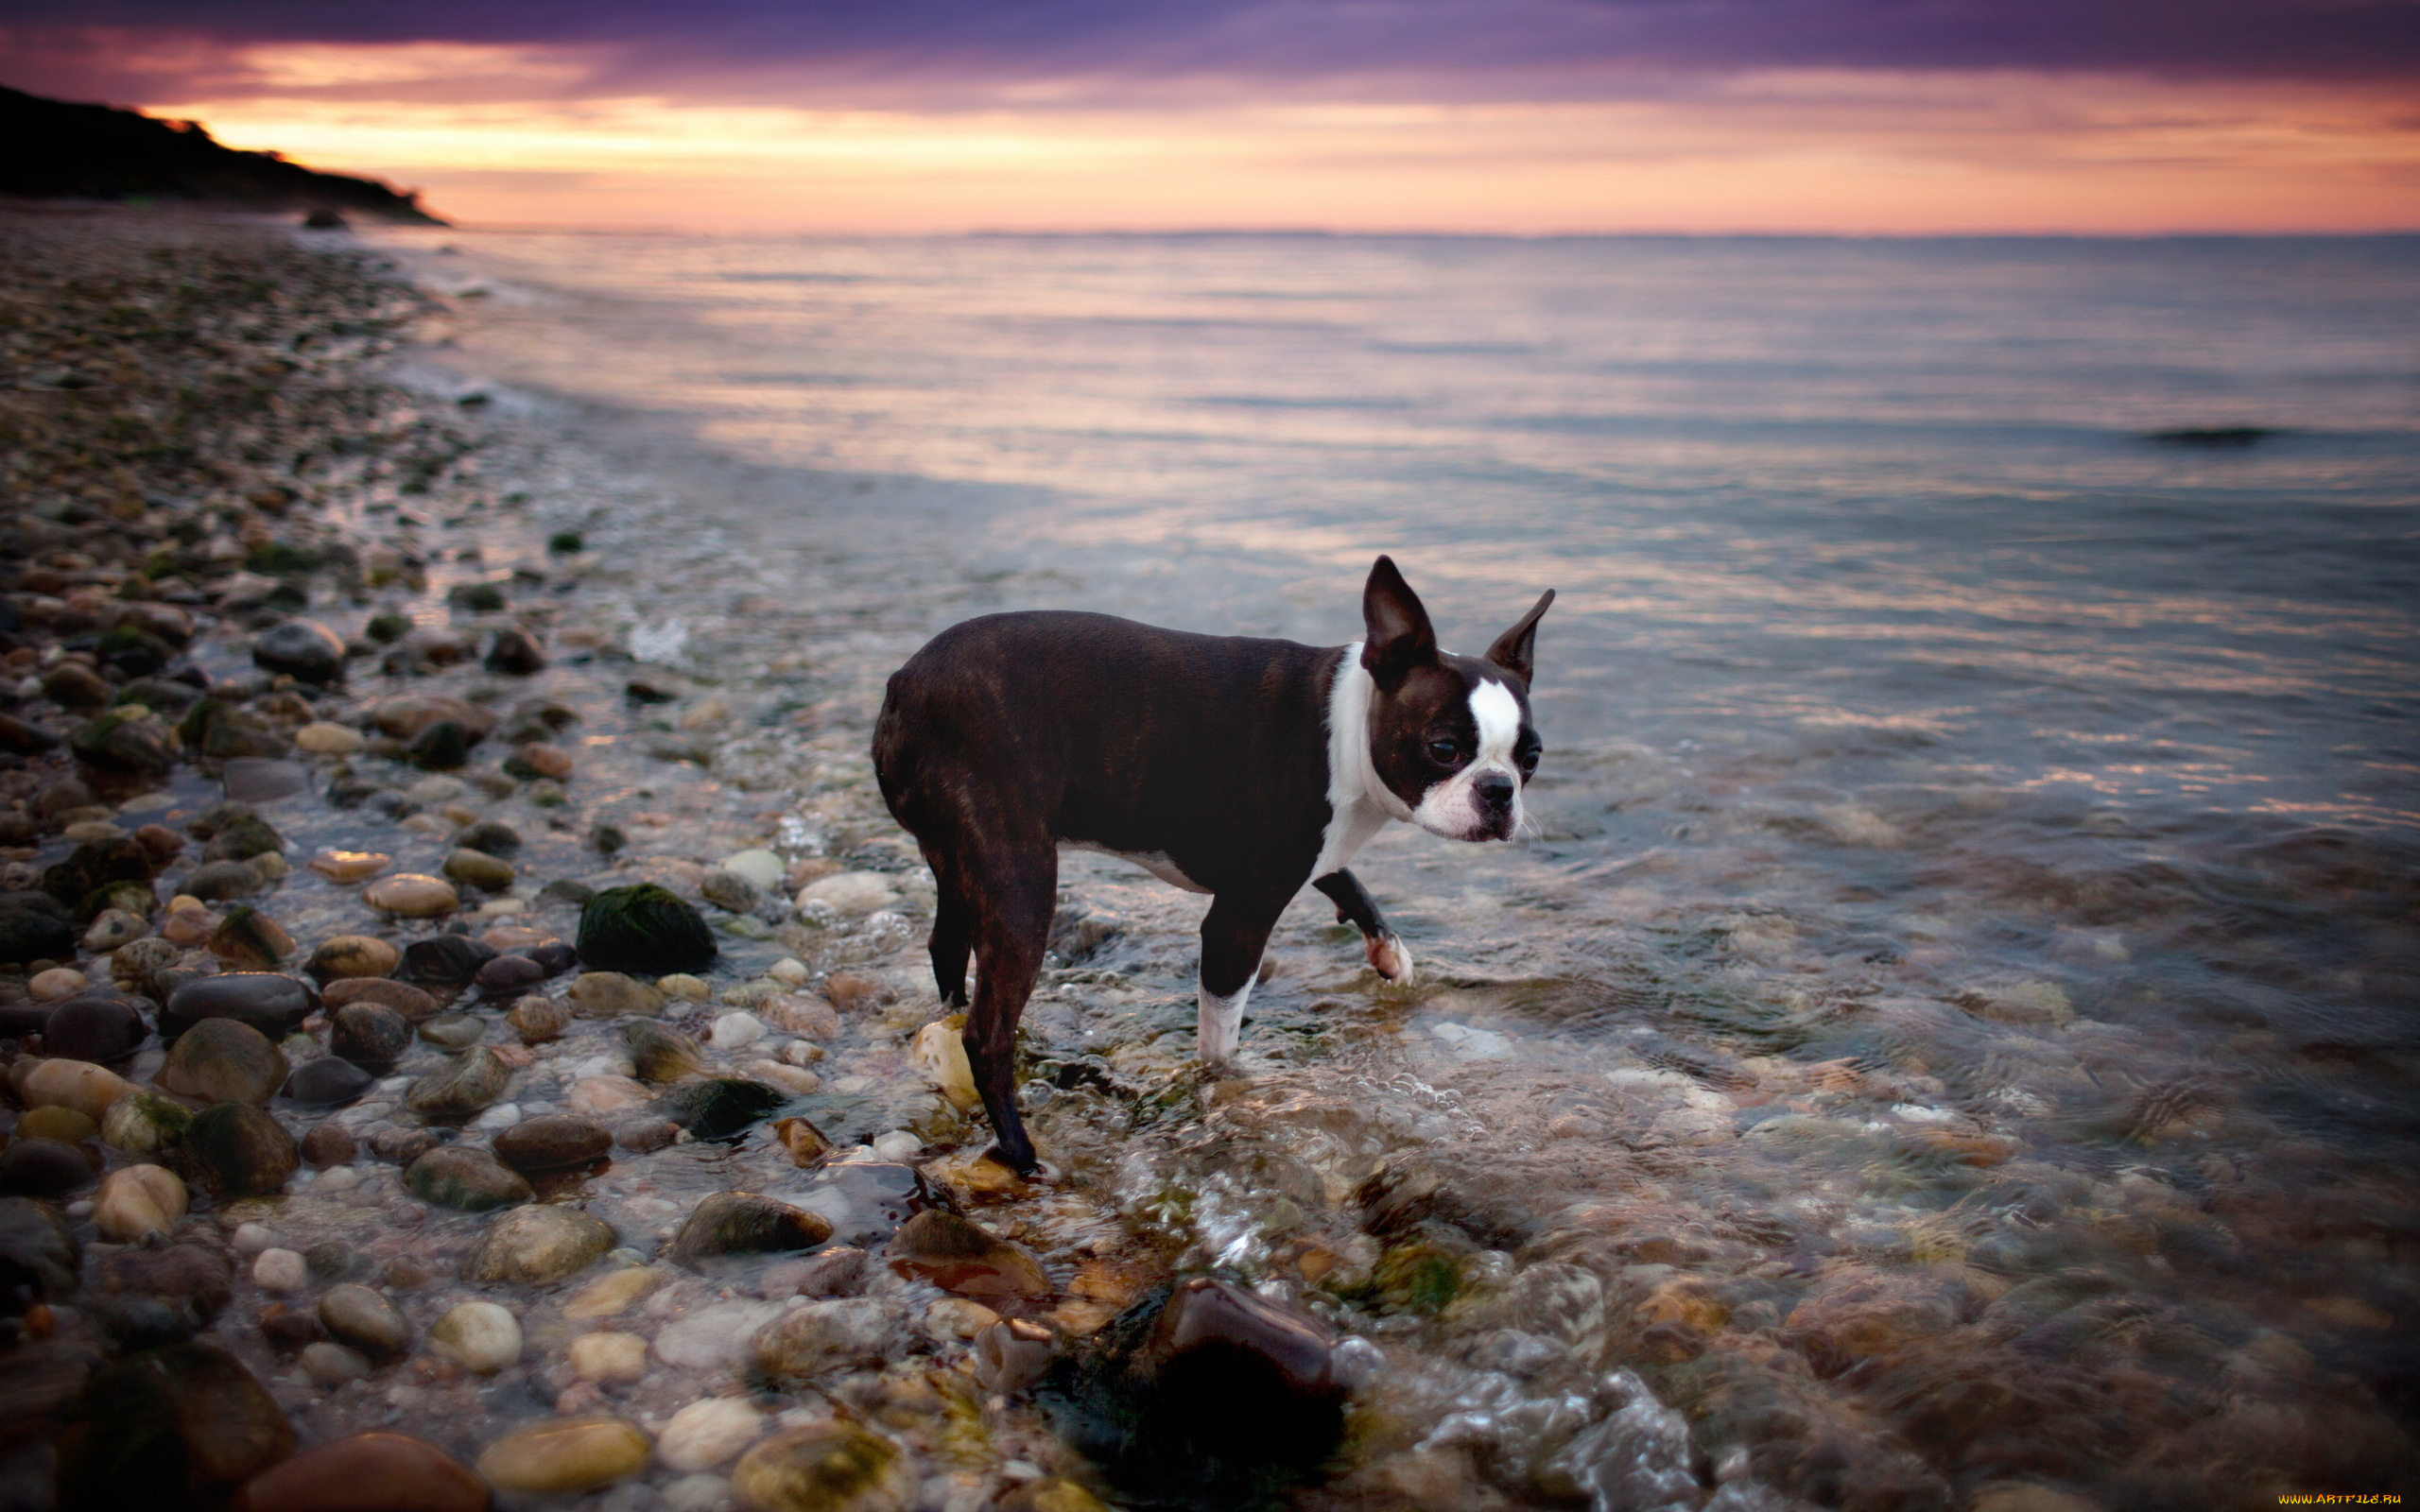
(141, 43), (2420, 234)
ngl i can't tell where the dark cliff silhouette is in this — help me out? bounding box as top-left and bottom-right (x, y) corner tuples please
(0, 84), (445, 224)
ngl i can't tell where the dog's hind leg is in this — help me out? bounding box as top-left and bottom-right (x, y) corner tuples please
(1197, 891), (1290, 1064)
(925, 862), (975, 1008)
(963, 842), (1057, 1175)
(1313, 868), (1414, 984)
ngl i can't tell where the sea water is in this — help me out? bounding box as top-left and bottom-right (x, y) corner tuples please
(374, 228), (2420, 1508)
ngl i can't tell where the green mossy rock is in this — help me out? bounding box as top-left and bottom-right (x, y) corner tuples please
(577, 883), (717, 975)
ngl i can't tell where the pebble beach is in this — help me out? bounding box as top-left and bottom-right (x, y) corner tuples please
(1, 206), (2412, 1512)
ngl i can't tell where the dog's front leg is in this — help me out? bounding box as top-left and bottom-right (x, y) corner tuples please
(1197, 893), (1288, 1064)
(1312, 868), (1414, 984)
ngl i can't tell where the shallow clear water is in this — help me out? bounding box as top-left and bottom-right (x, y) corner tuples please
(372, 228), (2420, 1507)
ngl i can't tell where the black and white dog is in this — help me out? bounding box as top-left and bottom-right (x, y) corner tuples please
(873, 557), (1552, 1173)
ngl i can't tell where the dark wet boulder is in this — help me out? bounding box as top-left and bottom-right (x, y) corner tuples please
(180, 698), (289, 762)
(232, 1431), (492, 1512)
(178, 1101), (301, 1198)
(405, 1147), (531, 1212)
(473, 954), (544, 994)
(320, 977), (440, 1022)
(252, 618), (346, 684)
(161, 971), (316, 1040)
(330, 1001), (413, 1069)
(300, 1122), (358, 1166)
(454, 819), (522, 856)
(666, 1192), (833, 1268)
(55, 1342), (295, 1511)
(284, 1055), (375, 1109)
(483, 627), (545, 676)
(84, 1244), (234, 1348)
(491, 1115), (611, 1175)
(69, 710), (175, 781)
(158, 1017), (288, 1106)
(0, 890), (78, 964)
(577, 883), (717, 975)
(0, 1138), (96, 1198)
(407, 718), (471, 770)
(43, 837), (156, 920)
(402, 934), (493, 987)
(43, 996), (147, 1062)
(182, 859), (264, 902)
(653, 1076), (786, 1140)
(1045, 1277), (1350, 1507)
(0, 1195), (80, 1312)
(0, 712), (61, 755)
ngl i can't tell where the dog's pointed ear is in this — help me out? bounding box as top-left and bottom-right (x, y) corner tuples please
(1483, 589), (1554, 685)
(1360, 555), (1437, 689)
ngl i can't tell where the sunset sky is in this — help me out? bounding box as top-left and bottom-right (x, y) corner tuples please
(7, 0), (2418, 233)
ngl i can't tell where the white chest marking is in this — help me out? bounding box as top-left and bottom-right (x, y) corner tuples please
(1313, 644), (1405, 879)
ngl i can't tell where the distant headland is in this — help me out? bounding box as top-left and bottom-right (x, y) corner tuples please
(0, 84), (445, 224)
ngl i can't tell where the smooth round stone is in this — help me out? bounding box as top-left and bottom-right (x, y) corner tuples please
(309, 936), (400, 982)
(23, 1058), (133, 1119)
(614, 1118), (680, 1153)
(28, 967), (89, 1001)
(160, 1017), (289, 1106)
(653, 1078), (788, 1141)
(405, 1146), (532, 1211)
(230, 1431), (488, 1512)
(56, 1342), (295, 1508)
(291, 722), (367, 756)
(320, 977), (441, 1022)
(925, 1298), (1001, 1342)
(576, 885), (717, 976)
(301, 1122), (358, 1165)
(567, 1075), (651, 1117)
(474, 954), (544, 994)
(887, 1211), (1051, 1300)
(506, 994), (570, 1044)
(793, 871), (899, 917)
(666, 1193), (833, 1269)
(81, 908), (150, 954)
(417, 1016), (485, 1053)
(752, 1298), (908, 1382)
(652, 1299), (786, 1373)
(699, 869), (760, 914)
(623, 1021), (704, 1084)
(476, 1417), (651, 1495)
(461, 1204), (614, 1285)
(253, 1247), (309, 1292)
(767, 958), (811, 988)
(162, 972), (316, 1039)
(300, 1341), (371, 1384)
(183, 859), (264, 902)
(657, 1397), (762, 1473)
(493, 1114), (612, 1175)
(20, 1106), (100, 1151)
(94, 1163), (187, 1242)
(430, 1300), (522, 1372)
(406, 1046), (512, 1117)
(285, 1055), (375, 1108)
(403, 935), (494, 987)
(0, 1138), (95, 1197)
(441, 849), (515, 893)
(363, 875), (458, 918)
(720, 850), (786, 892)
(101, 1088), (192, 1156)
(729, 1424), (912, 1512)
(568, 1331), (649, 1383)
(511, 743), (574, 779)
(233, 1223), (278, 1256)
(657, 973), (711, 1003)
(568, 971), (666, 1019)
(562, 1267), (661, 1320)
(710, 1013), (766, 1052)
(331, 1002), (413, 1068)
(319, 1283), (410, 1356)
(43, 996), (147, 1061)
(308, 850), (390, 885)
(182, 1101), (300, 1197)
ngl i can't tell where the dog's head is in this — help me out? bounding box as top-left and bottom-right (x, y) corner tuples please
(1358, 556), (1553, 843)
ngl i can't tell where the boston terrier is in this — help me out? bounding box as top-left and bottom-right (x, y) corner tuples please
(873, 556), (1552, 1174)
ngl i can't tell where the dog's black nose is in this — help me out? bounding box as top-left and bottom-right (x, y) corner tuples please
(1475, 771), (1516, 811)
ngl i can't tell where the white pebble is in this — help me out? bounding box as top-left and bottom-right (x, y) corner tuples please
(709, 1013), (766, 1051)
(656, 1396), (762, 1471)
(871, 1130), (923, 1163)
(651, 1300), (786, 1372)
(720, 850), (786, 891)
(767, 957), (810, 988)
(472, 1102), (522, 1130)
(430, 1300), (523, 1372)
(660, 1474), (731, 1512)
(793, 870), (896, 916)
(658, 973), (711, 1002)
(253, 1247), (308, 1292)
(315, 1166), (361, 1193)
(64, 1200), (95, 1217)
(233, 1222), (278, 1256)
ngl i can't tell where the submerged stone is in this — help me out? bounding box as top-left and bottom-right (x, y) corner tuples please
(728, 1423), (913, 1512)
(284, 1054), (375, 1108)
(55, 1342), (295, 1512)
(461, 1204), (614, 1285)
(655, 1077), (788, 1140)
(330, 1001), (413, 1069)
(43, 996), (147, 1062)
(161, 972), (315, 1040)
(229, 1432), (490, 1512)
(887, 1210), (1050, 1301)
(405, 1147), (532, 1211)
(623, 1019), (705, 1083)
(406, 1045), (513, 1119)
(666, 1192), (834, 1269)
(476, 1417), (649, 1496)
(158, 1016), (288, 1106)
(492, 1114), (611, 1174)
(179, 1101), (301, 1198)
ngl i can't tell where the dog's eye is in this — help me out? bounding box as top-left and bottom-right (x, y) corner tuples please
(1426, 738), (1461, 766)
(1515, 734), (1542, 776)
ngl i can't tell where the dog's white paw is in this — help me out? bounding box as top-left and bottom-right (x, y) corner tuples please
(1367, 932), (1415, 985)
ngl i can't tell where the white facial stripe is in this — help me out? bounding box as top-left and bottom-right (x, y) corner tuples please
(1409, 677), (1527, 841)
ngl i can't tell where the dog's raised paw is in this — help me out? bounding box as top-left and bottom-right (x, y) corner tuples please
(1367, 933), (1416, 985)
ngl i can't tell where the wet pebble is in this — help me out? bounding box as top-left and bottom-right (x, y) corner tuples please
(301, 1121), (358, 1165)
(17, 1105), (96, 1143)
(729, 1423), (912, 1512)
(291, 720), (366, 756)
(461, 1203), (614, 1284)
(301, 1341), (371, 1384)
(179, 1100), (299, 1197)
(56, 1342), (294, 1508)
(321, 976), (441, 1021)
(320, 1282), (410, 1356)
(657, 1396), (763, 1473)
(308, 850), (390, 884)
(405, 1146), (532, 1211)
(569, 1075), (652, 1117)
(285, 1054), (376, 1108)
(363, 874), (458, 917)
(160, 1016), (289, 1105)
(0, 1138), (95, 1197)
(474, 953), (544, 994)
(752, 1297), (908, 1382)
(624, 1019), (705, 1083)
(493, 1113), (612, 1174)
(476, 1417), (651, 1495)
(80, 907), (150, 954)
(162, 971), (315, 1039)
(42, 995), (147, 1061)
(309, 935), (401, 981)
(655, 1077), (788, 1140)
(577, 883), (717, 975)
(795, 873), (898, 917)
(507, 993), (570, 1043)
(24, 1057), (135, 1118)
(667, 1192), (834, 1268)
(655, 1298), (788, 1373)
(93, 1163), (186, 1242)
(430, 1299), (523, 1371)
(418, 1014), (487, 1050)
(403, 934), (494, 986)
(569, 1330), (650, 1382)
(442, 848), (515, 892)
(101, 1087), (192, 1156)
(184, 858), (264, 902)
(563, 1266), (661, 1319)
(230, 1431), (489, 1512)
(406, 1045), (513, 1117)
(252, 618), (345, 683)
(331, 1001), (414, 1068)
(569, 971), (665, 1018)
(887, 1210), (1051, 1300)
